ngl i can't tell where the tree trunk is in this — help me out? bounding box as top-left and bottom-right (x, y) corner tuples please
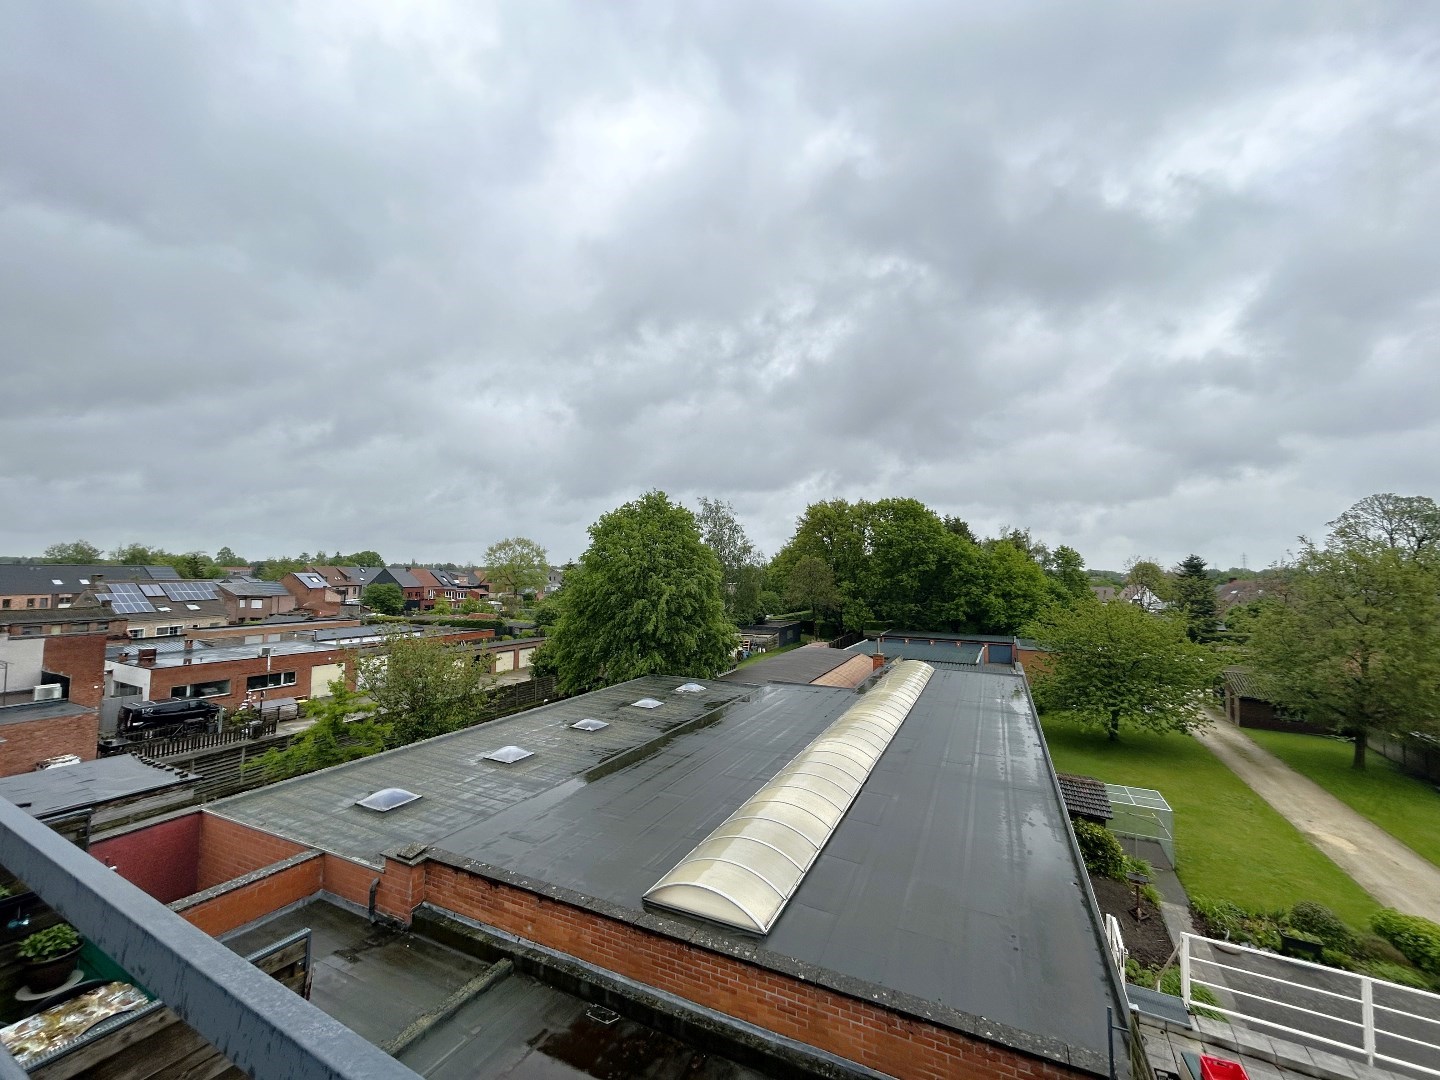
(1352, 729), (1367, 770)
(1108, 709), (1120, 742)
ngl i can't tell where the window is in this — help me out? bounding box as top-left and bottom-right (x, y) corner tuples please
(172, 679), (231, 699)
(111, 682), (142, 698)
(246, 671), (296, 691)
(127, 628), (145, 640)
(19, 625), (41, 636)
(26, 598), (35, 608)
(156, 625), (183, 637)
(1, 599), (9, 609)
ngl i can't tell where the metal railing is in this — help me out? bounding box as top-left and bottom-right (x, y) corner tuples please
(1181, 932), (1440, 1077)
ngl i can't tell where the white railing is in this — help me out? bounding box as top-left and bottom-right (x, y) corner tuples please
(1181, 932), (1440, 1077)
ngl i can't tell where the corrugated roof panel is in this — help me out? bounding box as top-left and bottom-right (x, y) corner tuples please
(644, 659), (932, 934)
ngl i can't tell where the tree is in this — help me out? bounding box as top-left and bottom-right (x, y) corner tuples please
(1171, 554), (1218, 641)
(253, 678), (388, 779)
(976, 539), (1053, 634)
(110, 542), (162, 565)
(42, 540), (102, 563)
(1250, 509), (1440, 768)
(545, 491), (735, 693)
(696, 497), (764, 624)
(1124, 558), (1171, 601)
(362, 582), (405, 615)
(215, 546), (241, 565)
(355, 632), (495, 747)
(785, 556), (841, 624)
(173, 551), (222, 580)
(484, 537), (549, 613)
(342, 551), (384, 567)
(943, 515), (977, 543)
(1327, 493), (1440, 566)
(1025, 599), (1220, 741)
(1044, 545), (1091, 604)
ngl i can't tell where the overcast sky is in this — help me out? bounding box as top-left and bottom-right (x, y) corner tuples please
(3, 3), (1437, 571)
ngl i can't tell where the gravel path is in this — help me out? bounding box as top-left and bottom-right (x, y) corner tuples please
(1198, 717), (1440, 922)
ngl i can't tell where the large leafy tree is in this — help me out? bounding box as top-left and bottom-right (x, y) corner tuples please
(1250, 496), (1440, 768)
(785, 555), (841, 624)
(1025, 599), (1220, 741)
(42, 539), (103, 563)
(978, 536), (1053, 633)
(483, 537), (549, 612)
(254, 679), (388, 779)
(355, 632), (495, 747)
(545, 491), (735, 693)
(1044, 545), (1091, 604)
(1124, 558), (1171, 601)
(1171, 553), (1218, 642)
(696, 497), (765, 624)
(362, 582), (405, 615)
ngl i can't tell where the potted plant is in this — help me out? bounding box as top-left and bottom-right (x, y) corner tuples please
(18, 924), (82, 994)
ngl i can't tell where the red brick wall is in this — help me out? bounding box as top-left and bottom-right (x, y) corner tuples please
(91, 813), (202, 902)
(145, 648), (350, 712)
(196, 816), (308, 890)
(0, 710), (99, 776)
(42, 630), (109, 708)
(177, 855), (324, 937)
(422, 866), (1088, 1080)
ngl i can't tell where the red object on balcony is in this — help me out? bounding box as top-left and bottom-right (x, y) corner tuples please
(1200, 1055), (1249, 1080)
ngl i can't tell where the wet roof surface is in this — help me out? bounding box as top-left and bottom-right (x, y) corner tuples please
(846, 638), (986, 664)
(0, 756), (195, 817)
(209, 676), (759, 866)
(718, 645), (859, 685)
(209, 668), (1123, 1061)
(226, 900), (773, 1080)
(436, 667), (1121, 1059)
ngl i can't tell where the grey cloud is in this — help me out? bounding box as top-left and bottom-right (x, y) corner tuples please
(2, 1), (1438, 572)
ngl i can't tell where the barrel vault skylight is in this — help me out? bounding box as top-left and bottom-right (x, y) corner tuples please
(643, 659), (934, 934)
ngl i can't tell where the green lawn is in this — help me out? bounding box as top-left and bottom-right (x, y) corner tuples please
(1242, 728), (1440, 870)
(1041, 716), (1380, 927)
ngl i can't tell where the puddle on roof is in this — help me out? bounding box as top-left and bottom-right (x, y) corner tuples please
(520, 1010), (770, 1079)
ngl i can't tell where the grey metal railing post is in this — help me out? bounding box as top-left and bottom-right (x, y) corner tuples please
(1180, 932), (1192, 1009)
(1361, 975), (1376, 1065)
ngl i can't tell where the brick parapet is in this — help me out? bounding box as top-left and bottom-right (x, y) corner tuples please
(419, 853), (1100, 1080)
(173, 851), (324, 936)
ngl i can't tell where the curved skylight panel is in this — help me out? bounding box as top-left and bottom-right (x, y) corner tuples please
(645, 659), (932, 933)
(675, 682), (706, 693)
(571, 718), (609, 731)
(632, 698), (664, 709)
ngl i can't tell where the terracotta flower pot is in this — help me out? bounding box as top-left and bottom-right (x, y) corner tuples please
(24, 947), (80, 994)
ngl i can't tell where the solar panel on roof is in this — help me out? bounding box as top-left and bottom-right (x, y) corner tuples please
(104, 583), (156, 613)
(161, 581), (219, 602)
(140, 584), (165, 597)
(356, 788), (421, 812)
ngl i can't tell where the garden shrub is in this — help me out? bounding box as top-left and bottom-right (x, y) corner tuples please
(1354, 934), (1410, 966)
(1371, 909), (1440, 975)
(1073, 820), (1125, 880)
(1288, 901), (1356, 952)
(1361, 961), (1435, 991)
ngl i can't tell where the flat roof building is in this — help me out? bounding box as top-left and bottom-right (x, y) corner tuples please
(96, 660), (1129, 1078)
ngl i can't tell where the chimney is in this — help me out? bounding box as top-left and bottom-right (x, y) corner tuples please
(139, 647), (158, 666)
(184, 639), (194, 651)
(92, 573), (105, 585)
